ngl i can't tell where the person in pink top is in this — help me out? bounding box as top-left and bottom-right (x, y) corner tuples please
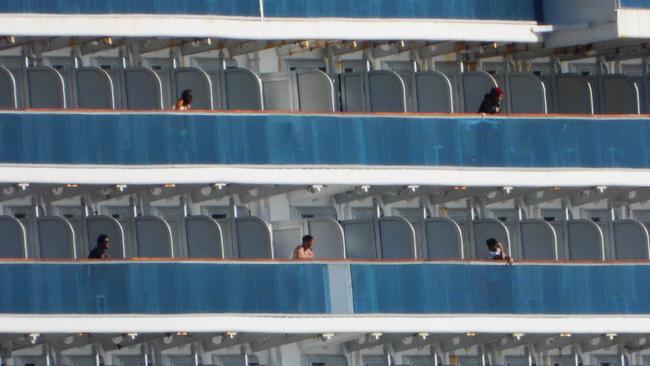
(293, 235), (315, 259)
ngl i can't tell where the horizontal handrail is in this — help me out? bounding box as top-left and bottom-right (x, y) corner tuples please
(0, 108), (649, 119)
(0, 257), (648, 265)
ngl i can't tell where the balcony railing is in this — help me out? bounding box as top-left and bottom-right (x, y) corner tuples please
(0, 261), (648, 315)
(0, 0), (543, 21)
(1, 112), (650, 169)
(620, 0), (650, 9)
(262, 0), (543, 20)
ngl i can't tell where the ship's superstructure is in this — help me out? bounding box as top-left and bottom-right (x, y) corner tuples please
(0, 1), (650, 366)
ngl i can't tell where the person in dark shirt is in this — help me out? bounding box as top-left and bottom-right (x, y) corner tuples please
(478, 87), (504, 114)
(88, 234), (111, 259)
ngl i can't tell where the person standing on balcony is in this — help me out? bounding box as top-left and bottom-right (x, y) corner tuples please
(174, 89), (193, 111)
(293, 235), (315, 259)
(478, 87), (504, 114)
(88, 234), (111, 259)
(485, 238), (513, 264)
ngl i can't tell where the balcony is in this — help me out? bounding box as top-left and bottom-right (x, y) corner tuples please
(263, 0), (543, 20)
(0, 0), (543, 21)
(0, 261), (648, 316)
(620, 0), (650, 8)
(0, 112), (649, 170)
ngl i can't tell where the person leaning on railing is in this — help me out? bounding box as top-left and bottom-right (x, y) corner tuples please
(478, 87), (504, 114)
(292, 235), (315, 260)
(88, 234), (111, 260)
(174, 89), (193, 111)
(485, 237), (513, 265)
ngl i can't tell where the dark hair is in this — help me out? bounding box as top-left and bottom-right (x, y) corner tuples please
(486, 238), (498, 247)
(489, 87), (504, 99)
(180, 89), (193, 106)
(302, 235), (314, 242)
(97, 234), (110, 246)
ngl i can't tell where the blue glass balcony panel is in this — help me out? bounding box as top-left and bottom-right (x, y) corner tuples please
(351, 264), (650, 314)
(0, 0), (259, 16)
(0, 263), (649, 315)
(263, 0), (543, 21)
(0, 263), (330, 314)
(0, 113), (650, 169)
(0, 0), (543, 20)
(620, 0), (650, 8)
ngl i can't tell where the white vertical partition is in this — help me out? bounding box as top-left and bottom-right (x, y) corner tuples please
(342, 219), (376, 259)
(234, 216), (273, 258)
(135, 216), (173, 257)
(296, 70), (336, 112)
(0, 216), (27, 258)
(543, 74), (594, 114)
(566, 220), (605, 260)
(184, 216), (224, 258)
(422, 217), (463, 259)
(75, 67), (115, 109)
(221, 68), (264, 110)
(403, 71), (454, 113)
(124, 67), (164, 110)
(519, 219), (558, 260)
(262, 73), (295, 111)
(591, 75), (641, 114)
(339, 72), (365, 112)
(342, 217), (415, 259)
(37, 216), (76, 259)
(340, 71), (407, 112)
(612, 219), (650, 260)
(263, 70), (336, 112)
(367, 71), (407, 112)
(507, 73), (548, 114)
(26, 67), (66, 108)
(633, 76), (647, 114)
(377, 217), (416, 259)
(0, 66), (17, 109)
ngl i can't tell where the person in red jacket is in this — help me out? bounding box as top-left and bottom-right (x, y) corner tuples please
(478, 87), (504, 114)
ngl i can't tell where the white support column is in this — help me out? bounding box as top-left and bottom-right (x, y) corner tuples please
(240, 345), (249, 366)
(503, 55), (514, 113)
(480, 345), (487, 366)
(456, 58), (465, 112)
(92, 344), (101, 366)
(270, 346), (283, 366)
(467, 197), (477, 258)
(643, 57), (649, 113)
(597, 56), (608, 114)
(607, 201), (617, 259)
(432, 342), (447, 366)
(513, 198), (525, 260)
(561, 198), (572, 259)
(140, 344), (149, 366)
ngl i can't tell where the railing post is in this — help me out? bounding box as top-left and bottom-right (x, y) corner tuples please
(467, 197), (476, 258)
(259, 0), (265, 19)
(643, 57), (649, 113)
(561, 198), (571, 259)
